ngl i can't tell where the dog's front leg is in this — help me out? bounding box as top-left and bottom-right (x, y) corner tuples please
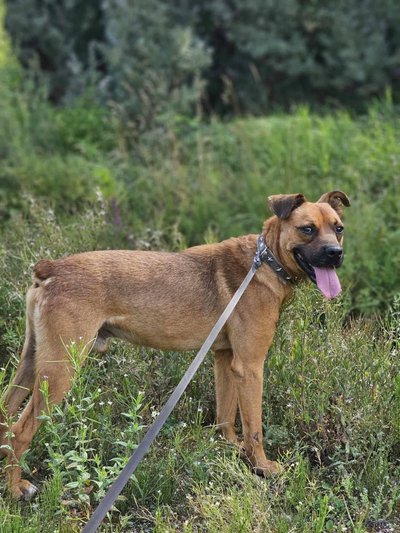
(232, 332), (282, 475)
(214, 349), (239, 444)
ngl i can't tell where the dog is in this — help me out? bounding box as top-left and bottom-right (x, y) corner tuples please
(0, 190), (350, 500)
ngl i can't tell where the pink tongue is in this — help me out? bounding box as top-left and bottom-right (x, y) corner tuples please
(313, 267), (341, 299)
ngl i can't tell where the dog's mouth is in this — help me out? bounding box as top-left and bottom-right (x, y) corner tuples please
(293, 250), (341, 299)
(294, 250), (316, 283)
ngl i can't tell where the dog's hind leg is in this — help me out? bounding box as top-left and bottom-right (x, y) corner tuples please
(4, 319), (98, 500)
(4, 370), (71, 500)
(0, 338), (36, 458)
(214, 349), (239, 444)
(0, 290), (37, 449)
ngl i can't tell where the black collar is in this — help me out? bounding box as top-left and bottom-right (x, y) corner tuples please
(253, 234), (295, 284)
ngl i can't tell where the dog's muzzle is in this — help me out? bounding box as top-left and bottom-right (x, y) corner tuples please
(293, 244), (344, 283)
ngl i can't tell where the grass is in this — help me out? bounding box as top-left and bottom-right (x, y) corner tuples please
(0, 206), (399, 532)
(0, 66), (399, 530)
(0, 76), (399, 313)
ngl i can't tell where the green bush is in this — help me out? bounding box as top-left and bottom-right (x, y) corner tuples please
(0, 74), (119, 220)
(5, 0), (103, 101)
(5, 0), (210, 131)
(195, 0), (400, 112)
(5, 0), (400, 115)
(100, 0), (210, 134)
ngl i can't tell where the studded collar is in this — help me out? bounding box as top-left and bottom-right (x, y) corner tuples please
(252, 234), (295, 284)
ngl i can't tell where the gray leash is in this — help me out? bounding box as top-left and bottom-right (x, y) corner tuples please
(82, 236), (287, 532)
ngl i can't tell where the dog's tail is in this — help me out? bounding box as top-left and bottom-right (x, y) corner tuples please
(33, 259), (53, 282)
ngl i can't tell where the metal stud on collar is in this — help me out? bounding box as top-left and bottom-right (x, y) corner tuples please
(253, 234), (294, 284)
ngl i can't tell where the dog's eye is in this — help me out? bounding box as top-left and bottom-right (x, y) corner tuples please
(300, 226), (314, 235)
(335, 226), (344, 234)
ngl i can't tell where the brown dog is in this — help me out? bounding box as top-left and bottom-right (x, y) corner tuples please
(0, 190), (349, 499)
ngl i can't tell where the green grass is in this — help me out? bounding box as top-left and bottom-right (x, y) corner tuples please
(0, 70), (399, 530)
(0, 208), (399, 532)
(0, 76), (399, 313)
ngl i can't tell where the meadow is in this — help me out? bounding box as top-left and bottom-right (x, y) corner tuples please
(0, 80), (399, 531)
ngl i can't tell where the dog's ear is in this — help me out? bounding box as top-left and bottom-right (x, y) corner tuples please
(318, 190), (350, 217)
(268, 193), (306, 219)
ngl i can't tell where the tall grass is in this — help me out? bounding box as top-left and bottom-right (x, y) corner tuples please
(123, 103), (400, 314)
(0, 77), (399, 312)
(0, 207), (399, 531)
(0, 71), (399, 530)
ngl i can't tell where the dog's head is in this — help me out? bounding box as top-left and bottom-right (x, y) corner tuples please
(267, 191), (350, 299)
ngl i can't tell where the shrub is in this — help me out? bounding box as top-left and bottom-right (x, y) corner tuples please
(5, 0), (400, 115)
(195, 0), (400, 112)
(5, 0), (211, 131)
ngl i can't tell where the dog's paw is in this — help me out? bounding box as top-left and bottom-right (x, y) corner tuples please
(254, 459), (283, 476)
(11, 479), (38, 501)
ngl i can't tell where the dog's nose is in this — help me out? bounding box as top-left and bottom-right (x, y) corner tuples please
(324, 245), (343, 260)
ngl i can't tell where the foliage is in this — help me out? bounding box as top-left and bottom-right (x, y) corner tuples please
(1, 3), (399, 530)
(0, 0), (11, 68)
(123, 100), (400, 314)
(194, 0), (400, 113)
(5, 0), (400, 117)
(100, 0), (210, 134)
(5, 0), (210, 130)
(4, 0), (103, 102)
(0, 208), (399, 531)
(0, 74), (118, 220)
(0, 68), (399, 312)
